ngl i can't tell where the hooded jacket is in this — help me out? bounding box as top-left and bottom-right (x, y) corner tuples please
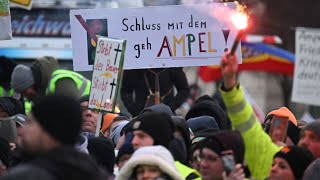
(31, 56), (59, 96)
(219, 84), (282, 180)
(30, 57), (79, 99)
(116, 146), (184, 180)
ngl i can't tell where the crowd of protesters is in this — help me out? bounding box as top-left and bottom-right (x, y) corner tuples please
(0, 52), (319, 180)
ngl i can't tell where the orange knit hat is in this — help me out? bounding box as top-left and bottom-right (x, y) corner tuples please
(101, 113), (118, 132)
(267, 107), (297, 126)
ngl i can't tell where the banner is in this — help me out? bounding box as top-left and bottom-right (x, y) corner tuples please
(199, 41), (295, 82)
(9, 8), (70, 38)
(88, 37), (126, 112)
(0, 0), (12, 40)
(0, 8), (72, 59)
(292, 27), (320, 106)
(70, 3), (242, 71)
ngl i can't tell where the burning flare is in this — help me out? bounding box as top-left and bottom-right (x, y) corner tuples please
(231, 12), (248, 30)
(229, 2), (249, 55)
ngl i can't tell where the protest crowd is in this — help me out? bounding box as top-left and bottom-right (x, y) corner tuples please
(0, 0), (320, 180)
(0, 49), (319, 180)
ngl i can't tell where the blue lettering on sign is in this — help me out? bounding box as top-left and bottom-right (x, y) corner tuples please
(11, 15), (71, 37)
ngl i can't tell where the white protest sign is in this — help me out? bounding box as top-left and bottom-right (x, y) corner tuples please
(0, 0), (12, 40)
(88, 37), (126, 112)
(292, 27), (320, 106)
(70, 3), (242, 71)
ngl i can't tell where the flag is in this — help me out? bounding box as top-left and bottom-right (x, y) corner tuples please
(199, 42), (295, 82)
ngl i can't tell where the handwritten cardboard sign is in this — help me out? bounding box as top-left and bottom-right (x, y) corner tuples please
(70, 3), (242, 71)
(292, 27), (320, 106)
(88, 37), (126, 112)
(0, 0), (12, 40)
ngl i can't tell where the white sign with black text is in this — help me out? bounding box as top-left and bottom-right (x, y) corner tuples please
(88, 37), (126, 112)
(292, 27), (320, 106)
(70, 3), (241, 71)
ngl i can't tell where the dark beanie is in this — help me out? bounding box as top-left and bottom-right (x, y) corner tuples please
(88, 137), (115, 174)
(200, 130), (245, 164)
(274, 146), (315, 179)
(302, 121), (320, 137)
(185, 96), (228, 129)
(31, 95), (82, 145)
(132, 112), (174, 148)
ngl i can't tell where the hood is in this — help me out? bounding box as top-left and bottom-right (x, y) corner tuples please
(185, 96), (228, 129)
(116, 146), (184, 180)
(31, 56), (58, 95)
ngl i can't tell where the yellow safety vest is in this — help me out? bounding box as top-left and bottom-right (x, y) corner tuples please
(24, 100), (32, 113)
(220, 84), (282, 179)
(0, 86), (14, 97)
(46, 69), (91, 96)
(175, 161), (202, 180)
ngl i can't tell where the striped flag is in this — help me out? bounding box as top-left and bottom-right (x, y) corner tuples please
(199, 40), (294, 82)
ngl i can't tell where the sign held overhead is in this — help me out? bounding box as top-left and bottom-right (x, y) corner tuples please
(70, 3), (242, 71)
